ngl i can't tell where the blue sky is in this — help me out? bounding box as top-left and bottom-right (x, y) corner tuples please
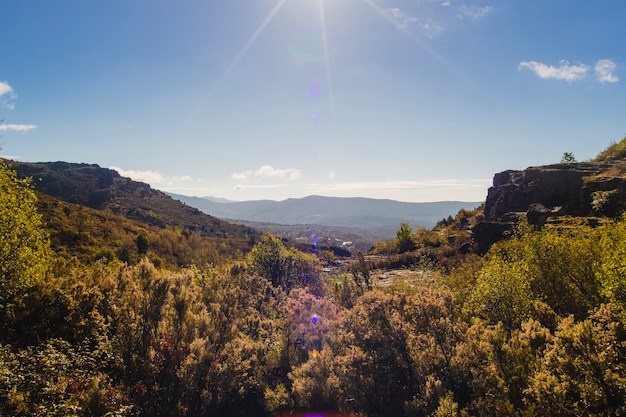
(1, 0), (624, 202)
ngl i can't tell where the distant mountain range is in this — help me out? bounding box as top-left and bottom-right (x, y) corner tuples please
(7, 160), (481, 253)
(167, 193), (481, 230)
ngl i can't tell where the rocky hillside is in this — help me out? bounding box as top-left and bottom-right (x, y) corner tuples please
(484, 161), (626, 221)
(9, 160), (257, 240)
(471, 144), (626, 253)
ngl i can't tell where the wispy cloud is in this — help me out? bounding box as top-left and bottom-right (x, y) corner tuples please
(519, 59), (619, 84)
(0, 81), (17, 110)
(0, 124), (37, 132)
(457, 5), (494, 20)
(421, 20), (445, 37)
(232, 165), (301, 181)
(518, 60), (589, 82)
(384, 6), (447, 37)
(595, 59), (619, 83)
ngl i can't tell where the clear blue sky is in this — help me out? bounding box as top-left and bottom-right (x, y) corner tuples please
(1, 0), (624, 202)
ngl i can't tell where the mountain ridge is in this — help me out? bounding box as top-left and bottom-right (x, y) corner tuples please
(166, 192), (482, 229)
(8, 160), (257, 240)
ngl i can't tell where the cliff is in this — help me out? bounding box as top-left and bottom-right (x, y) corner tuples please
(472, 158), (626, 253)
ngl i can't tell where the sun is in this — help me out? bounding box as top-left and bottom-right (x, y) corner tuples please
(192, 0), (449, 124)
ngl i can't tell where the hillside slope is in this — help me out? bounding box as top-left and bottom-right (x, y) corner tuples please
(9, 161), (257, 239)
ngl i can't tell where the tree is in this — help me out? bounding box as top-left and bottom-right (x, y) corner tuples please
(560, 152), (577, 163)
(246, 233), (320, 291)
(0, 160), (51, 317)
(395, 222), (416, 253)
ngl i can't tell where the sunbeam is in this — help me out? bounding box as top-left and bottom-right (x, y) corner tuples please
(360, 0), (496, 109)
(317, 0), (336, 122)
(187, 0), (288, 123)
(210, 0), (288, 96)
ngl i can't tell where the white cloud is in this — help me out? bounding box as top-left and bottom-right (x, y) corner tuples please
(458, 5), (494, 20)
(518, 60), (589, 82)
(111, 166), (165, 184)
(0, 81), (17, 110)
(0, 81), (12, 97)
(231, 165), (301, 181)
(595, 59), (619, 83)
(0, 124), (37, 132)
(110, 167), (194, 187)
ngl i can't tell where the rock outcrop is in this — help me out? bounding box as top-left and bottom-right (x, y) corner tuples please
(472, 160), (626, 252)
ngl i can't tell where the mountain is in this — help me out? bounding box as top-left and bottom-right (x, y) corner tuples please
(166, 193), (482, 230)
(9, 160), (257, 240)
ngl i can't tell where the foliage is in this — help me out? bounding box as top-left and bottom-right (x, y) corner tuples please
(38, 194), (250, 268)
(369, 238), (398, 255)
(594, 135), (626, 162)
(466, 222), (603, 330)
(467, 255), (534, 331)
(526, 304), (626, 416)
(560, 152), (577, 163)
(591, 189), (621, 216)
(0, 160), (51, 320)
(290, 289), (469, 417)
(395, 222), (416, 253)
(435, 206), (484, 232)
(0, 339), (129, 417)
(595, 216), (626, 319)
(246, 233), (321, 291)
(415, 226), (445, 247)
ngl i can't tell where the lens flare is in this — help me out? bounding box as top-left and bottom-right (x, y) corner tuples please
(308, 82), (322, 100)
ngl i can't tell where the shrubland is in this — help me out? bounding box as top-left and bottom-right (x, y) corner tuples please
(1, 150), (625, 416)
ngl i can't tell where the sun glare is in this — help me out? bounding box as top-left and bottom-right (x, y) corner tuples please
(189, 0), (462, 126)
(316, 0), (336, 121)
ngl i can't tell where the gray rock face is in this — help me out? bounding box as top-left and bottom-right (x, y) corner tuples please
(472, 160), (626, 253)
(484, 162), (625, 222)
